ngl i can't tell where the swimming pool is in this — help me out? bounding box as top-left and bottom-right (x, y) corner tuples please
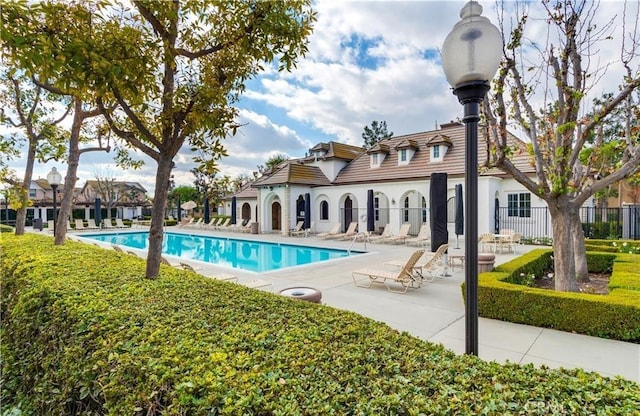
(82, 231), (360, 272)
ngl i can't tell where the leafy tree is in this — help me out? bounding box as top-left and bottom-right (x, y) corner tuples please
(362, 120), (393, 149)
(485, 0), (640, 291)
(5, 0), (315, 277)
(170, 185), (200, 206)
(0, 70), (69, 235)
(257, 153), (289, 176)
(2, 2), (121, 244)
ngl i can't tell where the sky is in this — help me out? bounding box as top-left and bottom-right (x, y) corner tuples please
(4, 0), (639, 195)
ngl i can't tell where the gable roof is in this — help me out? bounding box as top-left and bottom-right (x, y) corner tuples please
(333, 123), (534, 185)
(252, 161), (332, 187)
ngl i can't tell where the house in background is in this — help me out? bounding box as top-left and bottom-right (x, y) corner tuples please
(21, 179), (150, 225)
(247, 122), (548, 238)
(78, 180), (151, 220)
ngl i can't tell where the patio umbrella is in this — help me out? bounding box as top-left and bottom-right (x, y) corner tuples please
(177, 196), (182, 220)
(181, 200), (197, 210)
(94, 198), (102, 227)
(430, 173), (448, 253)
(304, 193), (311, 230)
(203, 197), (210, 224)
(231, 196), (237, 224)
(367, 189), (375, 232)
(455, 184), (464, 249)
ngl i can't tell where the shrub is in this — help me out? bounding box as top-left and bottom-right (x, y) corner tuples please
(0, 224), (13, 233)
(2, 235), (639, 415)
(476, 249), (640, 343)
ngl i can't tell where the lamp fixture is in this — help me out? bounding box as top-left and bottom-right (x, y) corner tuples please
(46, 167), (63, 237)
(442, 0), (502, 357)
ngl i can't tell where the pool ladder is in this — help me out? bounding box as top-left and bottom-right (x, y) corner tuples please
(347, 231), (369, 254)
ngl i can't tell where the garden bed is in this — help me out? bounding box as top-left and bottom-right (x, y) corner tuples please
(474, 249), (640, 343)
(2, 235), (639, 414)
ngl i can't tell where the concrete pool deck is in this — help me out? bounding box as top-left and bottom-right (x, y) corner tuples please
(68, 226), (640, 383)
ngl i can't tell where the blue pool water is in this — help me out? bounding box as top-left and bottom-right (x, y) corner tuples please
(82, 231), (358, 272)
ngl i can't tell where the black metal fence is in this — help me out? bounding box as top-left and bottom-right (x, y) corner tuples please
(497, 205), (640, 240)
(339, 205), (640, 240)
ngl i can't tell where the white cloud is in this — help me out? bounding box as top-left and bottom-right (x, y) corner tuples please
(6, 0), (639, 195)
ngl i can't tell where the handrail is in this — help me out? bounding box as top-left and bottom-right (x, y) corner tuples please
(348, 231), (369, 254)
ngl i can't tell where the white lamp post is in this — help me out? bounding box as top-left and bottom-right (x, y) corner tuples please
(47, 167), (63, 237)
(441, 1), (502, 356)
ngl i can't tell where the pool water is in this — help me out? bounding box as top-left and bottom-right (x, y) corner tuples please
(83, 231), (359, 272)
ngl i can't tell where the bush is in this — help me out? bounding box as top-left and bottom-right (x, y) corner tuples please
(476, 249), (640, 343)
(0, 224), (13, 233)
(2, 235), (639, 415)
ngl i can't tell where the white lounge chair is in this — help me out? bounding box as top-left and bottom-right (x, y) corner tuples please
(383, 223), (412, 244)
(115, 218), (129, 228)
(75, 219), (87, 231)
(368, 224), (391, 242)
(289, 221), (304, 236)
(86, 218), (100, 229)
(102, 218), (115, 229)
(385, 243), (449, 283)
(352, 249), (426, 293)
(316, 223), (341, 239)
(405, 224), (430, 246)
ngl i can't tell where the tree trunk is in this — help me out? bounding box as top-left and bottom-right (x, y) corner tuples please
(54, 100), (83, 245)
(572, 210), (589, 282)
(549, 195), (578, 292)
(15, 141), (36, 235)
(145, 155), (172, 279)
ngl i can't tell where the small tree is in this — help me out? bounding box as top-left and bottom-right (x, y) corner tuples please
(0, 70), (69, 235)
(362, 120), (393, 149)
(485, 0), (640, 291)
(257, 153), (289, 176)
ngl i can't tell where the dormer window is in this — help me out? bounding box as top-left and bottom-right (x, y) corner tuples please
(370, 153), (380, 167)
(431, 144), (446, 162)
(395, 139), (418, 166)
(426, 134), (452, 163)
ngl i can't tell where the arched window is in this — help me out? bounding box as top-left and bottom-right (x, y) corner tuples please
(403, 197), (409, 222)
(320, 200), (329, 220)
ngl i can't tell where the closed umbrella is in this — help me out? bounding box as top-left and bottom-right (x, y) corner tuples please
(94, 198), (102, 227)
(455, 184), (464, 249)
(177, 196), (182, 220)
(367, 189), (375, 232)
(203, 197), (210, 224)
(304, 193), (311, 230)
(231, 197), (237, 225)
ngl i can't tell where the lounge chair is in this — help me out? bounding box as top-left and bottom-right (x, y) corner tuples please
(75, 219), (87, 231)
(368, 224), (391, 242)
(383, 223), (411, 244)
(289, 221), (304, 236)
(115, 218), (129, 228)
(405, 224), (430, 246)
(86, 218), (100, 229)
(102, 218), (115, 229)
(215, 218), (230, 230)
(240, 221), (254, 233)
(316, 223), (341, 239)
(352, 249), (425, 293)
(186, 218), (203, 228)
(336, 222), (359, 240)
(178, 218), (194, 228)
(388, 243), (449, 282)
(321, 222), (357, 240)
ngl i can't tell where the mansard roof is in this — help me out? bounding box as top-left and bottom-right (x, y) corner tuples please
(333, 123), (534, 185)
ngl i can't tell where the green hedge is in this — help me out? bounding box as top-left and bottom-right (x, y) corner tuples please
(2, 235), (639, 415)
(476, 249), (640, 343)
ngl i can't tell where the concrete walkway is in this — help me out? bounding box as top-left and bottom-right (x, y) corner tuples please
(72, 227), (640, 383)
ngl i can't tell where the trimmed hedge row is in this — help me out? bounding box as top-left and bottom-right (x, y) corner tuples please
(477, 249), (640, 343)
(2, 235), (639, 415)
